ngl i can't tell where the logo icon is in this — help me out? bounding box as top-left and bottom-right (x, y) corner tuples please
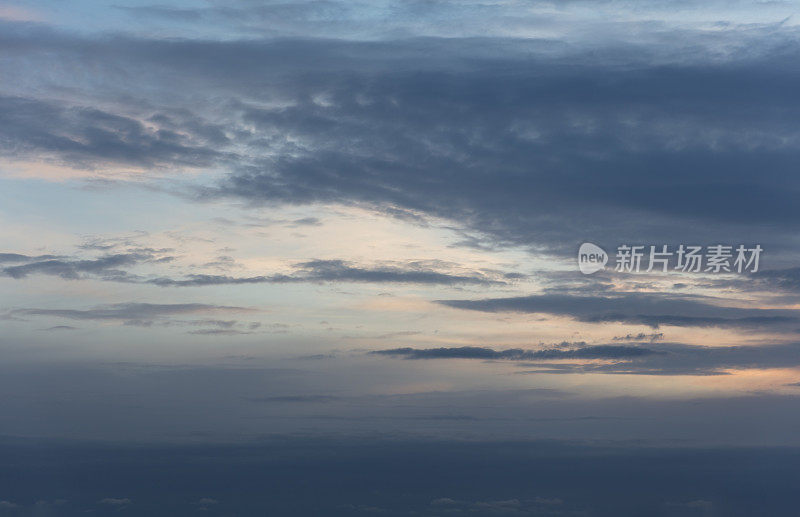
(578, 242), (607, 274)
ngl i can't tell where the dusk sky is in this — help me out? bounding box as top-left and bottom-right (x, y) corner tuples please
(2, 1), (800, 515)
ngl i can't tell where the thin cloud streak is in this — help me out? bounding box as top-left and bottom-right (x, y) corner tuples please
(371, 345), (658, 360)
(1, 252), (509, 286)
(436, 293), (800, 328)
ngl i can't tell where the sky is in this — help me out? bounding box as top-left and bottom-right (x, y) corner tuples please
(3, 0), (800, 515)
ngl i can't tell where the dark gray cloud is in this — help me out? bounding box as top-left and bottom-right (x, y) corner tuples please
(0, 94), (227, 169)
(371, 341), (800, 376)
(3, 22), (800, 256)
(517, 341), (800, 376)
(8, 303), (251, 326)
(613, 332), (664, 342)
(437, 293), (800, 328)
(204, 40), (800, 256)
(148, 274), (288, 287)
(1, 252), (152, 280)
(39, 325), (78, 331)
(751, 267), (800, 292)
(0, 253), (60, 263)
(293, 259), (503, 285)
(696, 267), (800, 303)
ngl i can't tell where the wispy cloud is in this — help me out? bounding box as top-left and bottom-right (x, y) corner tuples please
(2, 251), (510, 286)
(437, 293), (800, 328)
(371, 341), (800, 377)
(2, 252), (157, 280)
(8, 303), (254, 327)
(371, 345), (657, 360)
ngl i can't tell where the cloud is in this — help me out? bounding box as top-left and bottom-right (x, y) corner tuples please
(8, 303), (252, 327)
(436, 293), (800, 328)
(187, 328), (255, 335)
(1, 249), (508, 286)
(0, 253), (60, 263)
(201, 38), (800, 255)
(0, 94), (227, 170)
(145, 259), (507, 286)
(370, 341), (800, 376)
(3, 22), (800, 255)
(294, 259), (503, 285)
(106, 0), (800, 43)
(613, 332), (664, 341)
(40, 325), (78, 331)
(98, 497), (131, 506)
(1, 252), (151, 280)
(371, 345), (658, 360)
(520, 341), (800, 376)
(751, 267), (800, 292)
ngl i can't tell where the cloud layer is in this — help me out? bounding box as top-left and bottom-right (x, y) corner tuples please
(3, 20), (800, 255)
(437, 293), (800, 328)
